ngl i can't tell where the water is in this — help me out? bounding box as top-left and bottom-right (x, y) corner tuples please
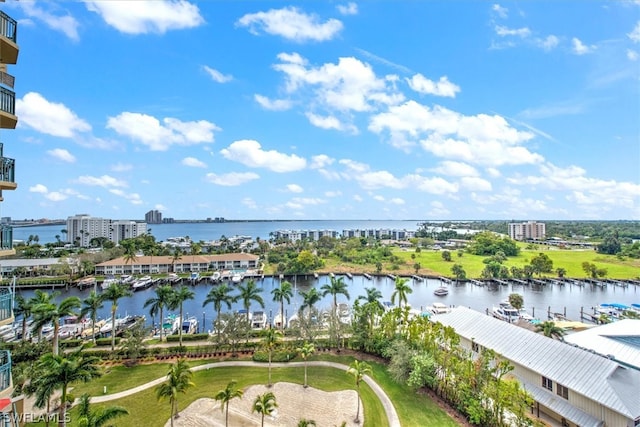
(13, 275), (640, 331)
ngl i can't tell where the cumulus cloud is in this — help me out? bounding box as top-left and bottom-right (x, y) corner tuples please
(16, 1), (80, 40)
(106, 112), (219, 151)
(535, 35), (559, 51)
(220, 140), (306, 172)
(492, 4), (508, 19)
(109, 189), (143, 205)
(571, 37), (595, 55)
(430, 161), (479, 177)
(205, 172), (260, 186)
(111, 163), (133, 172)
(336, 3), (358, 15)
(305, 112), (358, 133)
(237, 6), (343, 42)
(627, 49), (639, 61)
(389, 197), (405, 205)
(85, 0), (204, 34)
(629, 21), (640, 43)
(495, 25), (531, 38)
(75, 175), (128, 188)
(286, 184), (304, 193)
(203, 66), (233, 83)
(310, 154), (334, 169)
(181, 157), (207, 168)
(285, 197), (326, 210)
(16, 92), (91, 138)
(47, 148), (76, 163)
(254, 95), (293, 111)
(406, 74), (460, 98)
(29, 184), (48, 194)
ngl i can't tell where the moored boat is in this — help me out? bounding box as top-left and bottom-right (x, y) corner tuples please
(492, 301), (520, 323)
(251, 311), (267, 329)
(433, 286), (449, 296)
(181, 316), (199, 334)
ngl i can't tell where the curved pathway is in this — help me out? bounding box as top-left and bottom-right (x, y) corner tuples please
(89, 361), (401, 426)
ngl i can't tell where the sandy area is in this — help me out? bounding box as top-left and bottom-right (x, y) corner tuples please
(165, 382), (362, 427)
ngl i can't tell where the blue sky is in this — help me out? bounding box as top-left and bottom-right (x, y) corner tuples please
(2, 0), (639, 221)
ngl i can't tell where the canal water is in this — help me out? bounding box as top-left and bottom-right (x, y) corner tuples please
(13, 275), (640, 331)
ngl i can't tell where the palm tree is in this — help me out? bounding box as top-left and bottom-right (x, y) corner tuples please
(171, 249), (183, 273)
(262, 327), (282, 387)
(535, 321), (565, 340)
(36, 347), (102, 427)
(320, 276), (350, 318)
(252, 392), (277, 427)
(215, 380), (244, 427)
(122, 241), (138, 266)
(346, 359), (372, 424)
(79, 291), (103, 344)
(144, 285), (174, 342)
(236, 280), (265, 326)
(170, 286), (195, 347)
(271, 280), (293, 332)
(13, 294), (33, 341)
(156, 359), (194, 427)
(77, 393), (129, 427)
(296, 342), (315, 388)
(203, 283), (237, 341)
(32, 294), (81, 355)
(356, 287), (383, 311)
(297, 419), (317, 427)
(300, 288), (321, 322)
(100, 283), (132, 351)
(28, 289), (55, 342)
(391, 277), (412, 309)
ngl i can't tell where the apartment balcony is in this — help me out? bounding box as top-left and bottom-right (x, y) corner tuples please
(0, 11), (18, 65)
(0, 145), (16, 195)
(0, 225), (13, 257)
(0, 87), (16, 129)
(0, 351), (12, 398)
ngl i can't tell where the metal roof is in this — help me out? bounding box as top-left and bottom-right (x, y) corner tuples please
(431, 307), (640, 420)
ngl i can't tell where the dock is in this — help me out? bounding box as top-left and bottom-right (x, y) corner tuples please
(438, 276), (453, 285)
(493, 278), (510, 286)
(345, 272), (353, 279)
(387, 274), (396, 280)
(531, 278), (547, 286)
(412, 275), (423, 282)
(470, 279), (484, 287)
(510, 278), (528, 286)
(363, 273), (372, 280)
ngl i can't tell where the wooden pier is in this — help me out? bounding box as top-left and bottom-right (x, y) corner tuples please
(363, 273), (372, 280)
(438, 276), (453, 285)
(412, 275), (424, 282)
(510, 278), (528, 286)
(470, 279), (484, 287)
(493, 279), (510, 286)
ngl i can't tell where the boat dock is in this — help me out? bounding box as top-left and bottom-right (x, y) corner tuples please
(363, 273), (372, 280)
(510, 278), (528, 286)
(438, 276), (453, 285)
(412, 275), (424, 282)
(470, 279), (484, 287)
(387, 274), (396, 280)
(493, 278), (510, 286)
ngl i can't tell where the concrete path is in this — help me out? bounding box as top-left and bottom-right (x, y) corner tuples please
(89, 361), (401, 427)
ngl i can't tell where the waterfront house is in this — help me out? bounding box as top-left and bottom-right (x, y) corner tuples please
(431, 307), (640, 427)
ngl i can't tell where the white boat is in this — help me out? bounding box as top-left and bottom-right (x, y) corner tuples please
(427, 302), (451, 315)
(492, 301), (520, 323)
(231, 272), (243, 283)
(211, 271), (221, 282)
(251, 311), (267, 329)
(287, 313), (299, 328)
(101, 276), (119, 290)
(162, 314), (181, 336)
(132, 275), (153, 291)
(433, 286), (449, 296)
(237, 309), (252, 323)
(337, 303), (351, 324)
(181, 316), (198, 335)
(273, 312), (287, 329)
(120, 274), (134, 284)
(190, 272), (200, 282)
(167, 273), (181, 284)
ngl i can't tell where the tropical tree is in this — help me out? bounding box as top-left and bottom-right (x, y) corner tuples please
(77, 393), (129, 427)
(320, 276), (350, 318)
(215, 381), (244, 427)
(451, 264), (466, 282)
(508, 293), (524, 311)
(32, 293), (81, 355)
(236, 280), (265, 326)
(170, 286), (195, 347)
(122, 241), (138, 265)
(144, 285), (175, 342)
(253, 392), (278, 427)
(155, 359), (194, 427)
(535, 321), (565, 340)
(28, 290), (55, 342)
(100, 283), (133, 351)
(36, 347), (102, 427)
(356, 287), (383, 310)
(346, 359), (372, 424)
(299, 288), (321, 322)
(391, 277), (412, 309)
(297, 419), (317, 427)
(296, 342), (315, 388)
(13, 294), (33, 341)
(203, 283), (237, 341)
(262, 327), (282, 387)
(170, 249), (183, 273)
(271, 280), (293, 332)
(80, 291), (104, 344)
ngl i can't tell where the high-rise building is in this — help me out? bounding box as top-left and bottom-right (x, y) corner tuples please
(508, 221), (546, 241)
(145, 209), (162, 224)
(66, 214), (148, 246)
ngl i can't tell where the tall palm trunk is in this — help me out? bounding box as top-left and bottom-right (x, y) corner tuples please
(111, 305), (117, 351)
(179, 305), (184, 347)
(58, 385), (68, 427)
(53, 320), (60, 356)
(160, 306), (165, 341)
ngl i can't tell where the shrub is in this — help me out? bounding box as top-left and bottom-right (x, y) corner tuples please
(165, 333), (209, 342)
(95, 337), (120, 346)
(252, 348), (298, 363)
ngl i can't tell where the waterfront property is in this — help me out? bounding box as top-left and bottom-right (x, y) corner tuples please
(431, 307), (640, 427)
(94, 253), (261, 276)
(66, 214), (148, 247)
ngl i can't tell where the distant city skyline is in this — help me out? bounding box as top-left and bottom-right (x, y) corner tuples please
(4, 1), (639, 220)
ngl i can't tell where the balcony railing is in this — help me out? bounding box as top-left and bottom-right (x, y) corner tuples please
(0, 12), (17, 44)
(0, 156), (14, 185)
(0, 226), (12, 251)
(0, 351), (10, 392)
(0, 87), (14, 116)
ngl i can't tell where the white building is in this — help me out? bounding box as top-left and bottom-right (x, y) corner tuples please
(508, 220), (546, 241)
(66, 214), (148, 247)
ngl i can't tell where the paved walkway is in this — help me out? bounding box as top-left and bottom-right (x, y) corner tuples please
(89, 361), (401, 427)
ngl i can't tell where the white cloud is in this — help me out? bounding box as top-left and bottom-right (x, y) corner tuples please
(492, 4), (508, 19)
(237, 7), (343, 42)
(285, 197), (326, 210)
(628, 21), (640, 43)
(389, 197), (405, 205)
(430, 161), (479, 177)
(325, 190), (342, 197)
(373, 195), (385, 202)
(111, 163), (133, 172)
(205, 172), (260, 186)
(242, 198), (258, 209)
(286, 184), (304, 193)
(17, 2), (80, 41)
(181, 157), (207, 168)
(310, 154), (335, 169)
(337, 3), (358, 16)
(305, 112), (357, 133)
(109, 189), (143, 205)
(220, 140), (306, 172)
(627, 49), (639, 61)
(254, 95), (293, 111)
(406, 74), (460, 98)
(571, 38), (595, 55)
(353, 194), (363, 202)
(47, 148), (76, 163)
(45, 192), (68, 202)
(495, 25), (531, 38)
(203, 66), (233, 83)
(107, 112), (219, 151)
(459, 176), (492, 191)
(75, 175), (128, 188)
(428, 200), (450, 218)
(536, 35), (559, 51)
(85, 0), (204, 34)
(16, 92), (91, 138)
(29, 184), (48, 194)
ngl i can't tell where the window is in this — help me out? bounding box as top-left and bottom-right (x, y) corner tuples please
(557, 384), (569, 399)
(472, 342), (479, 352)
(542, 376), (553, 391)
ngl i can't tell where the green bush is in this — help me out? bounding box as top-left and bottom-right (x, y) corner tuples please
(60, 339), (83, 349)
(95, 337), (120, 346)
(252, 348), (298, 363)
(165, 333), (209, 342)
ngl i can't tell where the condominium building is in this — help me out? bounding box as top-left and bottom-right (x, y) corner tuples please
(145, 209), (162, 224)
(66, 214), (148, 247)
(508, 220), (546, 241)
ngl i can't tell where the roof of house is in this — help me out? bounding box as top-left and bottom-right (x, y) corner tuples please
(96, 253), (259, 267)
(431, 307), (640, 420)
(564, 319), (640, 372)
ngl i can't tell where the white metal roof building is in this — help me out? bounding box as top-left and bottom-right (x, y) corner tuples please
(431, 307), (640, 427)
